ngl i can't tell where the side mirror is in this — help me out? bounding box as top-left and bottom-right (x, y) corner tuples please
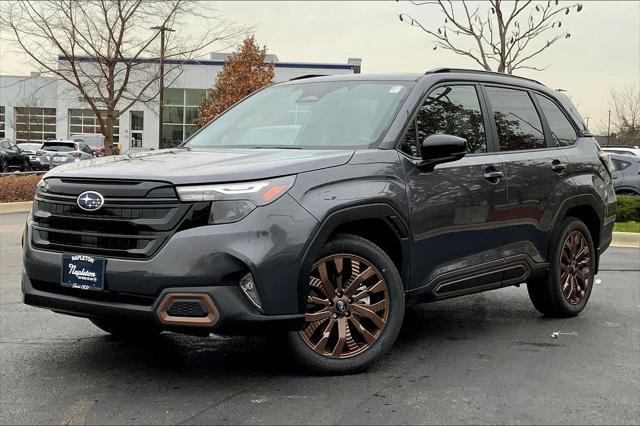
(420, 134), (466, 168)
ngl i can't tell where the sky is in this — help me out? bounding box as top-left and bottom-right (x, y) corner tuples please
(1, 1), (638, 133)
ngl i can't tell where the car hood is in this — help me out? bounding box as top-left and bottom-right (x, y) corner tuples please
(44, 148), (354, 184)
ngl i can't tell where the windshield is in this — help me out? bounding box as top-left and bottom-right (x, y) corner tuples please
(18, 143), (42, 151)
(42, 142), (76, 152)
(185, 81), (411, 149)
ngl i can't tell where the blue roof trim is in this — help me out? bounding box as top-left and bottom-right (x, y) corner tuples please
(58, 56), (355, 70)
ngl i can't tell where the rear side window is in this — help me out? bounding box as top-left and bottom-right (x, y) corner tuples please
(535, 94), (578, 147)
(400, 85), (487, 157)
(612, 159), (632, 171)
(485, 87), (545, 151)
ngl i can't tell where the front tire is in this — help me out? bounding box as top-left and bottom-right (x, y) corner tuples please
(90, 318), (160, 338)
(289, 234), (405, 374)
(527, 217), (596, 317)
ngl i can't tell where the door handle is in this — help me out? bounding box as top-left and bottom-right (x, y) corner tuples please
(483, 167), (503, 183)
(551, 160), (567, 173)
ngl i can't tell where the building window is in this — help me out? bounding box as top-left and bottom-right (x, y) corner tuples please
(130, 111), (144, 147)
(68, 109), (119, 143)
(14, 107), (57, 143)
(0, 106), (5, 139)
(162, 88), (206, 148)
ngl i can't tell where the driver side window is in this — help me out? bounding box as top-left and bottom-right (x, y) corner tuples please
(399, 85), (488, 157)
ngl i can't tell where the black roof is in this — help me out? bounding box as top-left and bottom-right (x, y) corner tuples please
(279, 73), (424, 85)
(425, 67), (544, 85)
(280, 68), (546, 87)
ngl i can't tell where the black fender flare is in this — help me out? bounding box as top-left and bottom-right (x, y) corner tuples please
(296, 203), (410, 312)
(548, 192), (605, 272)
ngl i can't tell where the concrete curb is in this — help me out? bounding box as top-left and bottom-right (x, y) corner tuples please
(0, 201), (638, 249)
(0, 201), (32, 214)
(611, 232), (640, 248)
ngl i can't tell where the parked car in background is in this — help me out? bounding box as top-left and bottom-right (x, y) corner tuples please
(602, 145), (640, 157)
(124, 147), (154, 155)
(16, 142), (45, 170)
(0, 138), (31, 172)
(71, 133), (104, 156)
(37, 140), (95, 169)
(610, 153), (640, 195)
(71, 133), (120, 156)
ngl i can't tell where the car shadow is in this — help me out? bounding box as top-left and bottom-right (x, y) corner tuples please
(29, 291), (552, 379)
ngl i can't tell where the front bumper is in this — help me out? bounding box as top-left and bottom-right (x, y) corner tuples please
(22, 273), (304, 335)
(22, 193), (317, 333)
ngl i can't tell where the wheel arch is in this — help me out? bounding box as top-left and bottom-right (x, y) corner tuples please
(550, 193), (604, 273)
(615, 187), (640, 195)
(297, 203), (410, 312)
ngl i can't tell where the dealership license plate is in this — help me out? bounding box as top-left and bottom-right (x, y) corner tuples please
(53, 156), (66, 162)
(61, 254), (105, 291)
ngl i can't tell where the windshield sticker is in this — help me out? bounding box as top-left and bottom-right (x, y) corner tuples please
(389, 85), (404, 94)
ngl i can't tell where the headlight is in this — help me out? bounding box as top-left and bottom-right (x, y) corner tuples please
(176, 176), (296, 224)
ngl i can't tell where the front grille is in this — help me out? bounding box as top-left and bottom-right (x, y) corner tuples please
(31, 178), (193, 259)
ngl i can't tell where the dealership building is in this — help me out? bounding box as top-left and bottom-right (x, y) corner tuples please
(0, 54), (361, 151)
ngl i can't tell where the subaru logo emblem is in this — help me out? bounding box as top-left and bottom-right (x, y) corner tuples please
(77, 191), (104, 211)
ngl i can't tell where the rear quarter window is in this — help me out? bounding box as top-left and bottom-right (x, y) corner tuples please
(534, 94), (578, 147)
(614, 159), (632, 171)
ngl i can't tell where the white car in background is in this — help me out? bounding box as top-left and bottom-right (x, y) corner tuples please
(36, 140), (96, 169)
(602, 145), (640, 157)
(16, 142), (45, 170)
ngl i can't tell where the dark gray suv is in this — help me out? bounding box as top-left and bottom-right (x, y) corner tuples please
(22, 69), (616, 374)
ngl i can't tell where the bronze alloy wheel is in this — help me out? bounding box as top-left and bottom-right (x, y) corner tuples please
(560, 230), (592, 305)
(299, 254), (390, 359)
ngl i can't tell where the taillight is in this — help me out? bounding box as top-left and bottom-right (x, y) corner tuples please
(598, 151), (613, 176)
(71, 152), (82, 158)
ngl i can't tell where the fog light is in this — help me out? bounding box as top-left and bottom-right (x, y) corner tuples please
(239, 273), (263, 312)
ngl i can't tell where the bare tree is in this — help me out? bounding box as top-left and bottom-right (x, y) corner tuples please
(0, 0), (244, 154)
(399, 0), (583, 74)
(600, 86), (640, 145)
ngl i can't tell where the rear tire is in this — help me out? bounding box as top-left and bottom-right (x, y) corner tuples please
(90, 318), (160, 338)
(21, 159), (31, 172)
(527, 217), (596, 317)
(289, 234), (405, 374)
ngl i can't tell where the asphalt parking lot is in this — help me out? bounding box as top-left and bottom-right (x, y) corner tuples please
(1, 211), (638, 425)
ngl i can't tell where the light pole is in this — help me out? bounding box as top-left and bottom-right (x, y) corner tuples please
(607, 109), (611, 146)
(151, 25), (175, 148)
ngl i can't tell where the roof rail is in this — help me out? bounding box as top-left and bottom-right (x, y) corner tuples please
(289, 74), (327, 81)
(425, 67), (544, 86)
